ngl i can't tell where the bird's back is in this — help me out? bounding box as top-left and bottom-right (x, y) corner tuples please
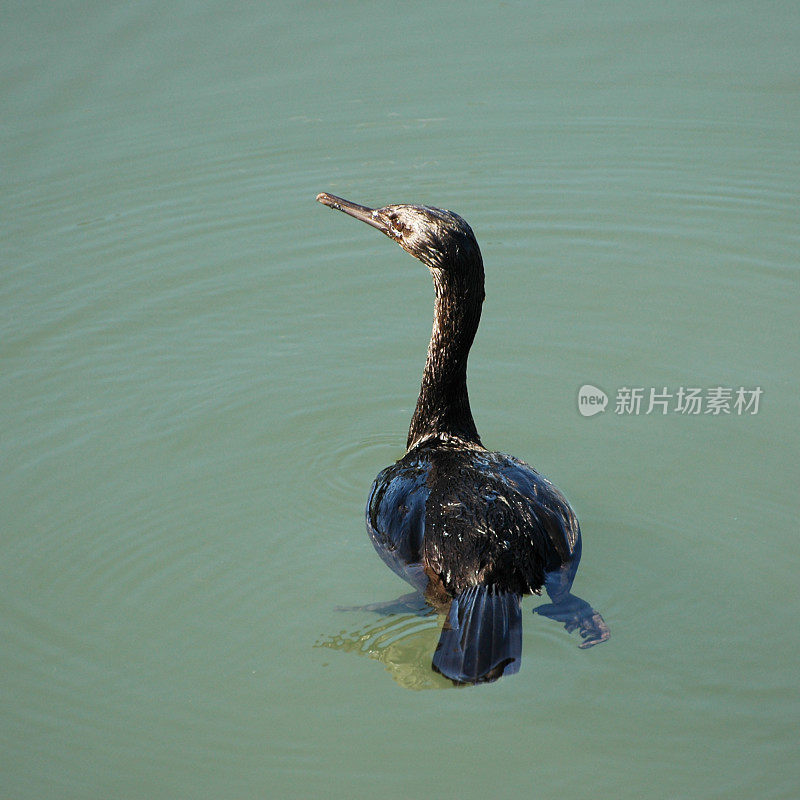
(366, 439), (580, 601)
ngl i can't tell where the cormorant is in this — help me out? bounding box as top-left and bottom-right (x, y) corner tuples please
(317, 192), (609, 685)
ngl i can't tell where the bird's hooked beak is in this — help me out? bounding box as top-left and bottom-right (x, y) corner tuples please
(316, 192), (390, 235)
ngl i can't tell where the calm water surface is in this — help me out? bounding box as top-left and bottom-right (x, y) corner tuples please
(2, 2), (798, 798)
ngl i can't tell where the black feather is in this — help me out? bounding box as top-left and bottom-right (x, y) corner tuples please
(432, 586), (522, 684)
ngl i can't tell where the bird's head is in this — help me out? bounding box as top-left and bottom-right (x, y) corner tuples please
(317, 192), (482, 276)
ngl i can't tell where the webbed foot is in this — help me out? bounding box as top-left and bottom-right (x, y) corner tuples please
(533, 594), (610, 648)
(336, 591), (431, 616)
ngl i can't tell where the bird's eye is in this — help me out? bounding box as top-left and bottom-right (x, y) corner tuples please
(388, 215), (407, 239)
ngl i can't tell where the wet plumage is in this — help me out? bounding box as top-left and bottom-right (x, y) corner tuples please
(367, 441), (578, 597)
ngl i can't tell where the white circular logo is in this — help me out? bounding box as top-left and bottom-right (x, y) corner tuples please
(578, 384), (608, 417)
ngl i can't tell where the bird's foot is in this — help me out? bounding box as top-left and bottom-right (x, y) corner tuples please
(336, 591), (432, 616)
(533, 594), (610, 648)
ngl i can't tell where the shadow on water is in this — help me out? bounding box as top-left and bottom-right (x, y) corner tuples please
(315, 604), (455, 691)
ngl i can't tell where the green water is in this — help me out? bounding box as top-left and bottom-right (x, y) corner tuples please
(2, 2), (798, 798)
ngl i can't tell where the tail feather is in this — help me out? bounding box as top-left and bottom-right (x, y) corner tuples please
(432, 586), (522, 684)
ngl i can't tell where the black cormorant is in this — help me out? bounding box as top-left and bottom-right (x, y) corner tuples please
(317, 192), (609, 685)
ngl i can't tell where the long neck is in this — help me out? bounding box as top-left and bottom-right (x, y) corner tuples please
(407, 269), (485, 450)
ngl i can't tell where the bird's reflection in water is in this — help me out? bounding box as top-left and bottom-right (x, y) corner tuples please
(315, 594), (456, 690)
